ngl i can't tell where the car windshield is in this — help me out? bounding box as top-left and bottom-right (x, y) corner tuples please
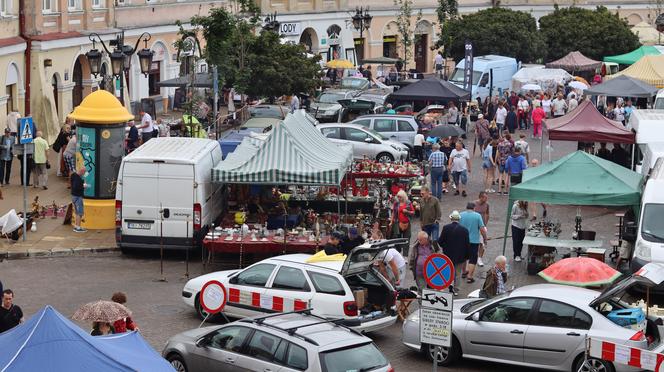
(642, 203), (664, 242)
(460, 293), (509, 314)
(449, 68), (482, 85)
(341, 78), (369, 90)
(249, 106), (286, 119)
(318, 93), (344, 104)
(654, 98), (664, 110)
(319, 342), (388, 372)
(363, 126), (388, 141)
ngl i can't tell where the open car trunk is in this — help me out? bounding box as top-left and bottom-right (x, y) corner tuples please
(341, 239), (407, 322)
(591, 263), (664, 348)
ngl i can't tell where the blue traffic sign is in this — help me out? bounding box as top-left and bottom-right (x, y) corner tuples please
(423, 253), (455, 291)
(18, 117), (34, 144)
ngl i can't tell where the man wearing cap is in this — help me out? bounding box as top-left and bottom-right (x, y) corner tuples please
(474, 113), (490, 156)
(438, 210), (470, 295)
(459, 202), (488, 284)
(324, 231), (345, 255)
(341, 227), (365, 254)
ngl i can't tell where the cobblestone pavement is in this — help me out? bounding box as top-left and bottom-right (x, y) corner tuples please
(0, 128), (635, 371)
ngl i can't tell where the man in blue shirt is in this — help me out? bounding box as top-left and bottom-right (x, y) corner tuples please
(505, 147), (528, 193)
(459, 202), (488, 283)
(428, 144), (447, 199)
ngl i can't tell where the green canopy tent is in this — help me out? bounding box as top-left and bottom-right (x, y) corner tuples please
(502, 151), (644, 254)
(603, 46), (662, 66)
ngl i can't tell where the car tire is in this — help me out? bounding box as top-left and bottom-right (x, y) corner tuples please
(167, 354), (188, 372)
(195, 293), (220, 322)
(376, 152), (394, 163)
(425, 336), (461, 366)
(573, 355), (614, 372)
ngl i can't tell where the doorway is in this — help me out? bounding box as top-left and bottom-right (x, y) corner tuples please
(148, 61), (161, 96)
(383, 36), (397, 58)
(73, 59), (83, 107)
(414, 34), (428, 72)
(51, 74), (59, 116)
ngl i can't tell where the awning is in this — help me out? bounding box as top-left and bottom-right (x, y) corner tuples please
(544, 100), (635, 144)
(604, 55), (664, 88)
(583, 75), (658, 98)
(545, 51), (602, 73)
(212, 111), (353, 185)
(603, 45), (662, 65)
(388, 77), (470, 102)
(155, 73), (213, 88)
(361, 56), (401, 65)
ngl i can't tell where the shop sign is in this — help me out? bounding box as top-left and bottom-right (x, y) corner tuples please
(279, 22), (301, 36)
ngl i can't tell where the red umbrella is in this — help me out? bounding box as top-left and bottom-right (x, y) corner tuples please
(538, 257), (622, 287)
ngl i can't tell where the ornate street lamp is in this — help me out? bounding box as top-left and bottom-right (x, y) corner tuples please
(351, 7), (372, 39)
(657, 13), (664, 33)
(263, 12), (280, 33)
(86, 32), (153, 102)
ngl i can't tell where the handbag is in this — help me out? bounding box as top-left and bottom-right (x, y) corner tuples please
(45, 161), (51, 169)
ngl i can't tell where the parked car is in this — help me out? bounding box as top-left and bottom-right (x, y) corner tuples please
(349, 114), (419, 149)
(340, 77), (371, 91)
(317, 123), (409, 162)
(163, 310), (393, 372)
(248, 104), (289, 119)
(402, 281), (664, 372)
(240, 117), (281, 133)
(182, 239), (407, 333)
(115, 138), (223, 251)
(309, 90), (361, 122)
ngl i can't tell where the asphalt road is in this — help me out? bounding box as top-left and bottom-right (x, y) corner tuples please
(0, 253), (536, 372)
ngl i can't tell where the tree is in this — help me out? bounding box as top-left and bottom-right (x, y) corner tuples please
(439, 8), (545, 63)
(436, 0), (458, 57)
(393, 0), (423, 67)
(191, 3), (321, 98)
(539, 6), (641, 62)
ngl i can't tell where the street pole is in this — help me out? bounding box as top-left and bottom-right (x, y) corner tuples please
(22, 144), (27, 241)
(213, 65), (218, 137)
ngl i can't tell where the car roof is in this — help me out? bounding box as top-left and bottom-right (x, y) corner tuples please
(241, 117), (281, 128)
(509, 284), (598, 308)
(258, 313), (372, 350)
(353, 114), (416, 121)
(267, 254), (342, 272)
(317, 123), (366, 130)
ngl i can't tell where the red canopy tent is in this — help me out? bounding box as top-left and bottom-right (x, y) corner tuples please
(544, 100), (635, 143)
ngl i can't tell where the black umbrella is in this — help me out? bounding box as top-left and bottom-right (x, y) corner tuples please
(428, 124), (465, 138)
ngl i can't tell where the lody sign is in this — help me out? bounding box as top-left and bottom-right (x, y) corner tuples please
(279, 22), (301, 36)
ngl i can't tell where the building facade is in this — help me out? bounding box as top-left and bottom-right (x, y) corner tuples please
(0, 0), (26, 132)
(267, 0), (654, 75)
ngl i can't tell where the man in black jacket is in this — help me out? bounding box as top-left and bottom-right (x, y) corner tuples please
(71, 167), (87, 233)
(438, 210), (470, 295)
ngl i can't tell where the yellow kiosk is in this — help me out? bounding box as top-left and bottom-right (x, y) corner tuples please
(68, 90), (133, 229)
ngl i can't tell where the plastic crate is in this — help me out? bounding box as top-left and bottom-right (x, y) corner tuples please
(607, 308), (646, 330)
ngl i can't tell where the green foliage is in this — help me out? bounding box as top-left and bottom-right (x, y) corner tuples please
(439, 7), (545, 63)
(191, 5), (321, 98)
(436, 0), (457, 57)
(394, 0), (423, 67)
(539, 6), (641, 61)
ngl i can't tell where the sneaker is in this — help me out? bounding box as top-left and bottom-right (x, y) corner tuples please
(452, 183), (457, 189)
(73, 227), (87, 233)
(515, 256), (522, 262)
(462, 191), (467, 197)
(489, 188), (496, 193)
(454, 190), (460, 196)
(442, 188), (448, 193)
(42, 186), (48, 190)
(478, 257), (484, 267)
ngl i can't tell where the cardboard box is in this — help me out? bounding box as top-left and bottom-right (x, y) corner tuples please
(353, 288), (367, 309)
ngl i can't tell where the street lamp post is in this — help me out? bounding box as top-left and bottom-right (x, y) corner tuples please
(351, 7), (372, 63)
(263, 12), (280, 33)
(85, 31), (154, 105)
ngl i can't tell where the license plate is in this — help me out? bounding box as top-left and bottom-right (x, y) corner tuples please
(128, 222), (152, 230)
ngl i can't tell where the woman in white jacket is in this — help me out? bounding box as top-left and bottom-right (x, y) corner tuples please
(511, 200), (529, 262)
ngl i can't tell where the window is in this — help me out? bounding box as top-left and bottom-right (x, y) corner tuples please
(535, 300), (592, 330)
(286, 343), (308, 370)
(642, 204), (664, 243)
(373, 119), (396, 132)
(320, 127), (340, 139)
(247, 331), (282, 362)
(0, 0), (7, 15)
(307, 271), (345, 295)
(234, 263), (276, 287)
(345, 128), (371, 143)
(353, 119), (371, 128)
(67, 0), (80, 10)
(272, 266), (310, 291)
(92, 0), (102, 8)
(320, 343), (388, 372)
(42, 0), (56, 12)
(479, 73), (489, 87)
(398, 120), (414, 132)
(480, 297), (535, 324)
(209, 326), (251, 353)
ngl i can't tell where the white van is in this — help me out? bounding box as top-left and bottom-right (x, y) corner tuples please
(637, 142), (664, 175)
(654, 89), (664, 109)
(449, 55), (518, 101)
(627, 110), (664, 169)
(115, 138), (223, 251)
(631, 161), (664, 274)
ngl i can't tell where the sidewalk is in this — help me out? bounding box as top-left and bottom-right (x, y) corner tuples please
(0, 150), (116, 259)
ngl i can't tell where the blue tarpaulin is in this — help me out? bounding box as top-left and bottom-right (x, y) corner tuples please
(0, 305), (174, 372)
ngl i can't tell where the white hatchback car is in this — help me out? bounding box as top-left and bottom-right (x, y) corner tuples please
(182, 239), (406, 333)
(317, 123), (409, 162)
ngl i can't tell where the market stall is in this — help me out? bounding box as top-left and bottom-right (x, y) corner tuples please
(583, 75), (658, 98)
(502, 151), (644, 273)
(545, 51), (602, 74)
(206, 111), (354, 260)
(387, 77), (470, 110)
(604, 55), (664, 88)
(603, 45), (664, 66)
(511, 66), (573, 93)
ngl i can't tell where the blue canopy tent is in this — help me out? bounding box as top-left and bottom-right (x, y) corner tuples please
(0, 305), (174, 371)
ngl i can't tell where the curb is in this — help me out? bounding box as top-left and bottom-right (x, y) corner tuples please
(0, 246), (119, 260)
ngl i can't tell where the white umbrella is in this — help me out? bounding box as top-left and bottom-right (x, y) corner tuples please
(521, 83), (542, 91)
(569, 81), (588, 90)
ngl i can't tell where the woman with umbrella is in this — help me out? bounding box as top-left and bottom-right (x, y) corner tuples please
(74, 299), (132, 336)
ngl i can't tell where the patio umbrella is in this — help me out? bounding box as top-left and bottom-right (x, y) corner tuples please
(538, 257), (622, 287)
(73, 300), (132, 323)
(326, 59), (354, 69)
(521, 83), (542, 91)
(573, 76), (590, 86)
(428, 124), (465, 138)
(569, 81), (588, 90)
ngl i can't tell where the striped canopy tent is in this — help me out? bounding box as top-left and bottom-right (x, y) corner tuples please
(605, 55), (664, 88)
(212, 112), (353, 185)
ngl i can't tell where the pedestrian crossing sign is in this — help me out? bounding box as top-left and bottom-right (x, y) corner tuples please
(18, 117), (33, 144)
